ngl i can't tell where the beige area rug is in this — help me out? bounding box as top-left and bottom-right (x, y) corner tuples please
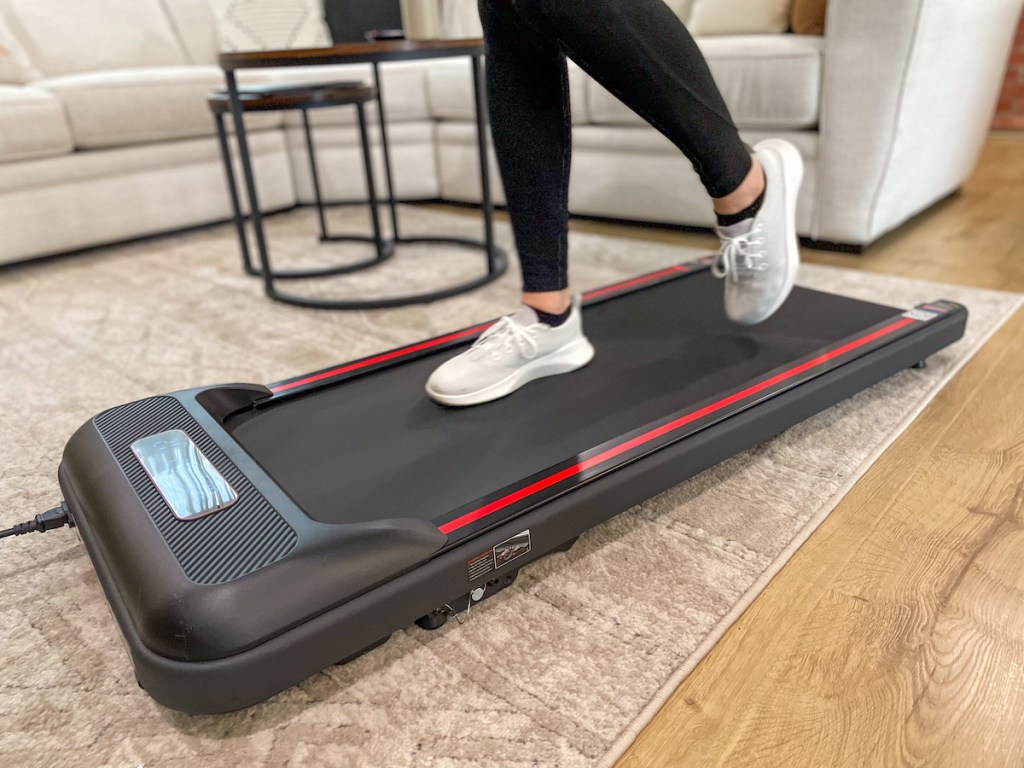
(0, 206), (1019, 768)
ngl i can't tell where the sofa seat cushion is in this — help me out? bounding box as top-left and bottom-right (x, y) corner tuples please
(688, 0), (793, 36)
(0, 85), (73, 162)
(427, 58), (589, 124)
(255, 62), (434, 127)
(587, 35), (823, 131)
(37, 67), (282, 150)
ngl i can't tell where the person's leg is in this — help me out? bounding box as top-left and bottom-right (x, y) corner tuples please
(511, 0), (803, 326)
(425, 0), (593, 407)
(478, 0), (572, 316)
(427, 0), (803, 406)
(509, 0), (754, 203)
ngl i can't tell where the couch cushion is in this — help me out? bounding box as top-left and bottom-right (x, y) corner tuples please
(38, 67), (281, 150)
(0, 85), (73, 161)
(665, 0), (696, 22)
(688, 0), (793, 36)
(427, 59), (590, 124)
(586, 35), (822, 131)
(255, 61), (433, 128)
(0, 11), (39, 83)
(3, 0), (186, 77)
(239, 61), (434, 126)
(159, 0), (221, 65)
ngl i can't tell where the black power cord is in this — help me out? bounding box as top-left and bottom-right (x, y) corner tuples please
(0, 502), (73, 539)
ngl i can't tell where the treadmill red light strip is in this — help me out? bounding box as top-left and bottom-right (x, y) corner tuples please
(271, 324), (494, 394)
(438, 316), (916, 535)
(582, 265), (690, 301)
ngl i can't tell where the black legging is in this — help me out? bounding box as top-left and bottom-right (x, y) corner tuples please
(479, 0), (751, 293)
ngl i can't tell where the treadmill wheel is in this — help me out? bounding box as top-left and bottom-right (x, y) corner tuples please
(415, 609), (450, 631)
(553, 536), (579, 554)
(336, 633), (392, 665)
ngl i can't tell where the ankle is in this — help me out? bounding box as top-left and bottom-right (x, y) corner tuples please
(713, 156), (765, 216)
(530, 303), (572, 328)
(522, 290), (571, 315)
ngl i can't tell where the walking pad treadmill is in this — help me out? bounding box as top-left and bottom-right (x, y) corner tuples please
(57, 259), (967, 714)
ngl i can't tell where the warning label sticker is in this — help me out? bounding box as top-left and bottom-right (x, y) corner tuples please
(467, 550), (493, 581)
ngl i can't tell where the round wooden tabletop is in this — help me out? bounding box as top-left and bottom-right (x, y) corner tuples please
(219, 38), (485, 71)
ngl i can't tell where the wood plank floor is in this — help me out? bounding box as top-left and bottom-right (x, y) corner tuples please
(611, 135), (1024, 768)
(428, 132), (1024, 767)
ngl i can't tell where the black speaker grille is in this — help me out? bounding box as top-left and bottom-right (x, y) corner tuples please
(94, 396), (298, 585)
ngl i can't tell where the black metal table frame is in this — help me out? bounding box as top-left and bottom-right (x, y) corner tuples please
(220, 42), (509, 310)
(212, 90), (393, 282)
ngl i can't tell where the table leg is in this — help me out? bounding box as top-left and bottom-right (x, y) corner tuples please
(225, 71), (274, 294)
(213, 112), (254, 274)
(301, 109), (331, 241)
(356, 103), (387, 259)
(471, 54), (498, 274)
(372, 62), (401, 241)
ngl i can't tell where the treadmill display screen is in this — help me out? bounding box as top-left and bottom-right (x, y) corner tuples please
(131, 430), (238, 520)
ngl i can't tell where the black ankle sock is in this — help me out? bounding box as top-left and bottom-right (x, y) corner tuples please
(716, 181), (766, 228)
(528, 304), (572, 328)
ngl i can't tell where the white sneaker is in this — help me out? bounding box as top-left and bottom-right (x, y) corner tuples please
(425, 298), (595, 407)
(713, 138), (804, 325)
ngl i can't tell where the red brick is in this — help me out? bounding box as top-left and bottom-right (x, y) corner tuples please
(993, 14), (1024, 128)
(1002, 80), (1024, 97)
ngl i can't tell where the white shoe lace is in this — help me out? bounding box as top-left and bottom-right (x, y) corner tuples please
(713, 223), (768, 281)
(472, 316), (540, 362)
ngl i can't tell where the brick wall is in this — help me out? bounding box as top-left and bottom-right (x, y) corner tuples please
(994, 13), (1024, 130)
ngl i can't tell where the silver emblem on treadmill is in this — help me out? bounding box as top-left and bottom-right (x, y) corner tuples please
(903, 308), (940, 323)
(131, 430), (238, 520)
(493, 529), (532, 569)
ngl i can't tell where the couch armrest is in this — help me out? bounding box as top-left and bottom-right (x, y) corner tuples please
(814, 0), (1021, 245)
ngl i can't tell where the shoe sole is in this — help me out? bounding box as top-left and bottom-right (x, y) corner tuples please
(741, 139), (804, 325)
(426, 337), (596, 407)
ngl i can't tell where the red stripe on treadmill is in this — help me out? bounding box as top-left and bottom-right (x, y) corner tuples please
(438, 316), (916, 535)
(582, 265), (690, 301)
(271, 323), (494, 394)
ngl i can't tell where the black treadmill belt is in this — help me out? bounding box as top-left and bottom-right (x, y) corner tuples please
(225, 272), (899, 526)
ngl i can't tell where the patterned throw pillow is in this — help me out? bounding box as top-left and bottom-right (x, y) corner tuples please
(213, 0), (332, 52)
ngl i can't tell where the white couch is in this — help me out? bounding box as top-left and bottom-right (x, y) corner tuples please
(0, 0), (1020, 266)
